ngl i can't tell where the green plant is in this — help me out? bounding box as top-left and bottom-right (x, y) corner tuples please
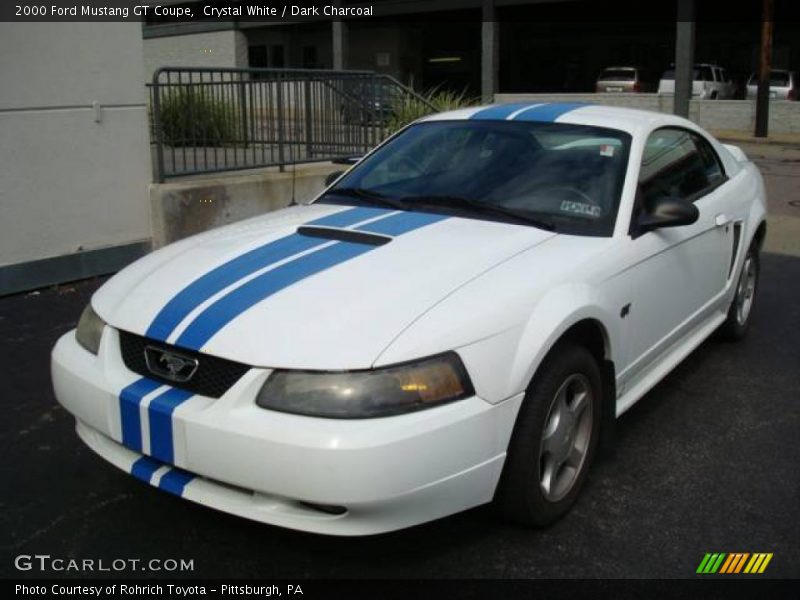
(157, 87), (240, 147)
(387, 87), (480, 134)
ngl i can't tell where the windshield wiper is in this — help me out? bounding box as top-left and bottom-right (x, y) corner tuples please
(326, 187), (411, 211)
(400, 194), (556, 231)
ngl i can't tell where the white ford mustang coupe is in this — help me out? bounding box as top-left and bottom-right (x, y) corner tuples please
(52, 103), (766, 535)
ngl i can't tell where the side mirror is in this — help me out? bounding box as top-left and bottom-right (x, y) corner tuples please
(635, 196), (699, 237)
(325, 171), (345, 187)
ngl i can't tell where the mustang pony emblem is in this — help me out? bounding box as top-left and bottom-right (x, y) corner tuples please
(144, 346), (199, 383)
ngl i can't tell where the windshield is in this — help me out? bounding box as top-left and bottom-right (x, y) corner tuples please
(319, 120), (631, 236)
(748, 71), (790, 86)
(599, 69), (636, 81)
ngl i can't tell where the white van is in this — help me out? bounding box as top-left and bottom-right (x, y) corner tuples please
(746, 70), (797, 100)
(658, 64), (734, 99)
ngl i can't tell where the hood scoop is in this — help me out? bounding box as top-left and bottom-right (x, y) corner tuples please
(296, 225), (392, 246)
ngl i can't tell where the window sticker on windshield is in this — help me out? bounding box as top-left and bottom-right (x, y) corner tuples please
(600, 144), (615, 157)
(560, 200), (602, 218)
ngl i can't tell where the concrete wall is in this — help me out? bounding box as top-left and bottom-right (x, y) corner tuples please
(0, 23), (152, 294)
(143, 29), (248, 80)
(150, 162), (338, 247)
(495, 93), (800, 134)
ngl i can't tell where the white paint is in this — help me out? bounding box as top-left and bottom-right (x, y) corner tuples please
(52, 106), (768, 534)
(0, 23), (151, 268)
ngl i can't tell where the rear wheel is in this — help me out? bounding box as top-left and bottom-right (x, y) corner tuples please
(719, 245), (759, 341)
(495, 344), (602, 527)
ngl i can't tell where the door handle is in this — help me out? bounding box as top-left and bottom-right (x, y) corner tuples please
(715, 213), (731, 227)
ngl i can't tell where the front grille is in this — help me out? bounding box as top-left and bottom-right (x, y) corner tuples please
(119, 330), (250, 398)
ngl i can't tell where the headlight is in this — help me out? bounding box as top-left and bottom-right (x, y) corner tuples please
(75, 303), (106, 355)
(256, 353), (474, 418)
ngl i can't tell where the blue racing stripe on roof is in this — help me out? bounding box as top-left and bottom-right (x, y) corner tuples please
(130, 455), (162, 484)
(145, 206), (391, 342)
(511, 102), (590, 122)
(469, 103), (538, 120)
(148, 387), (194, 464)
(158, 467), (195, 496)
(119, 377), (162, 452)
(175, 241), (376, 351)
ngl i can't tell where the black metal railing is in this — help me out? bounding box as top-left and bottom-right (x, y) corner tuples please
(148, 67), (434, 182)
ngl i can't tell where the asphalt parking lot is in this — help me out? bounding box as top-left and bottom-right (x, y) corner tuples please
(1, 143), (798, 580)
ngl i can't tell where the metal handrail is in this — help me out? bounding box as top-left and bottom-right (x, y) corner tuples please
(148, 66), (435, 181)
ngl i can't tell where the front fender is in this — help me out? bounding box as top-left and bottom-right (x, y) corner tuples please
(455, 282), (623, 405)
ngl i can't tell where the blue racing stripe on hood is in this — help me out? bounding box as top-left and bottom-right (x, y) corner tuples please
(148, 387), (194, 464)
(119, 377), (161, 452)
(307, 206), (392, 228)
(511, 102), (590, 122)
(145, 206), (392, 342)
(357, 211), (449, 236)
(174, 210), (449, 351)
(176, 241), (375, 350)
(469, 103), (537, 120)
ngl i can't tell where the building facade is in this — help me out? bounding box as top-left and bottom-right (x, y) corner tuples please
(0, 23), (152, 295)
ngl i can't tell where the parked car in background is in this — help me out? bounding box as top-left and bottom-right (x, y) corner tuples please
(595, 66), (654, 93)
(658, 64), (735, 99)
(340, 80), (402, 125)
(746, 69), (797, 100)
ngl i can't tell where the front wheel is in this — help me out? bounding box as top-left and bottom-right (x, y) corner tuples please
(494, 344), (602, 527)
(719, 245), (759, 341)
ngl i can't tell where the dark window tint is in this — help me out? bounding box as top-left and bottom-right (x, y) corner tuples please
(248, 45), (268, 68)
(639, 128), (725, 206)
(323, 120), (632, 237)
(748, 71), (790, 86)
(599, 69), (636, 81)
(771, 71), (790, 85)
(302, 46), (318, 68)
(270, 45), (285, 68)
(692, 133), (725, 185)
(747, 71), (789, 87)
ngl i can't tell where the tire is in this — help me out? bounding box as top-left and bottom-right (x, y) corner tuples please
(719, 245), (759, 341)
(710, 91), (718, 100)
(494, 343), (602, 527)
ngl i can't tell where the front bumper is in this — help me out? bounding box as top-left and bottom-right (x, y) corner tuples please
(52, 328), (522, 535)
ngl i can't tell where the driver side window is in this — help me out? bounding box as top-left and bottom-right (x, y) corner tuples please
(638, 127), (724, 209)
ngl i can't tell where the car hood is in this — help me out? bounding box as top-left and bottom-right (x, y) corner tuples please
(94, 203), (555, 369)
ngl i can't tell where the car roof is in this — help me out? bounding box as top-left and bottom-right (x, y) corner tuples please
(419, 102), (694, 136)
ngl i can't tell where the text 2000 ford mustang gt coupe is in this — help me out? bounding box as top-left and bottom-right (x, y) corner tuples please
(52, 103), (766, 535)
